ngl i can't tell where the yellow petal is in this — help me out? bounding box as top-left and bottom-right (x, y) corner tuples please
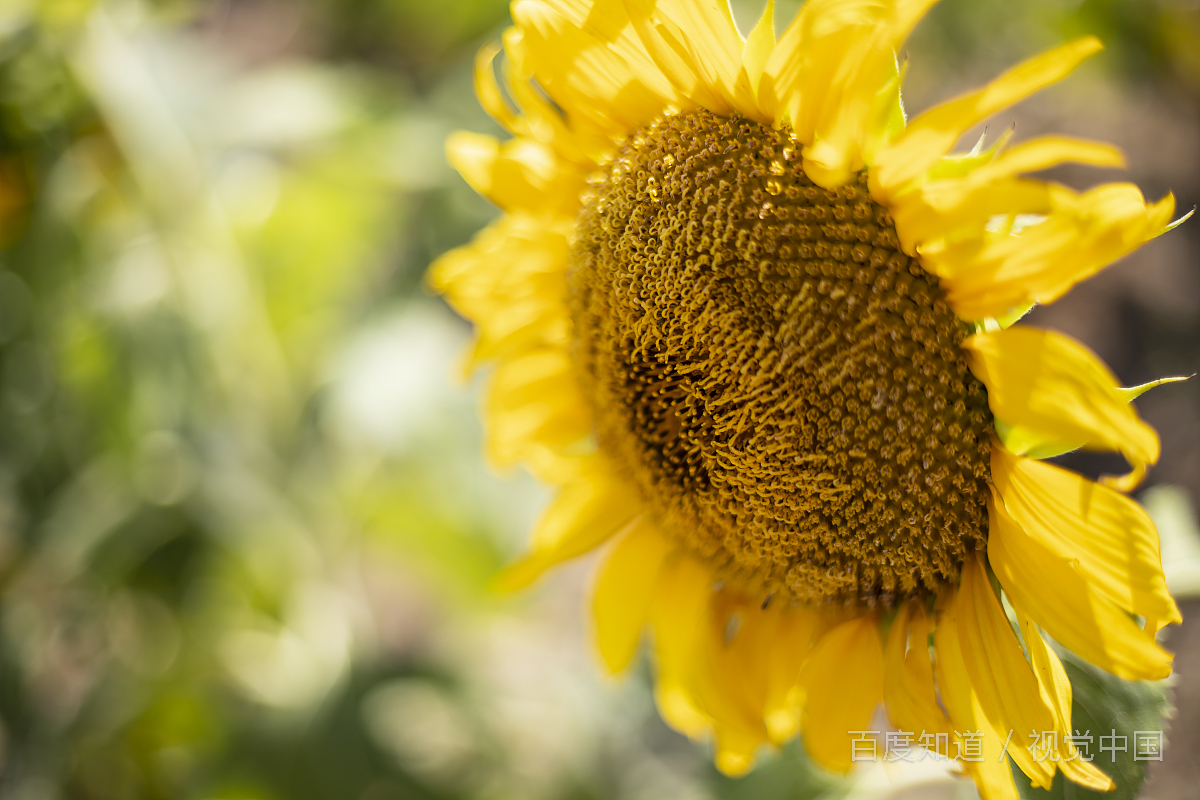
(798, 614), (883, 773)
(493, 459), (639, 592)
(703, 594), (773, 719)
(861, 54), (907, 167)
(468, 294), (570, 367)
(949, 555), (1056, 789)
(512, 0), (676, 136)
(964, 326), (1159, 491)
(639, 0), (752, 114)
(446, 131), (585, 215)
(954, 136), (1124, 193)
(445, 131), (499, 199)
(429, 214), (571, 369)
(992, 446), (1180, 629)
(498, 30), (609, 164)
(649, 554), (715, 737)
(872, 37), (1102, 197)
(652, 0), (744, 73)
(741, 0), (775, 100)
(765, 0), (935, 186)
(486, 348), (592, 469)
(762, 603), (819, 741)
(592, 518), (674, 674)
(622, 0), (734, 114)
(540, 0), (664, 76)
(762, 0), (861, 119)
(933, 593), (1021, 800)
(987, 488), (1174, 680)
(521, 445), (595, 486)
(484, 38), (600, 164)
(694, 592), (773, 773)
(1013, 605), (1116, 791)
(713, 726), (763, 776)
(884, 601), (953, 738)
(928, 183), (1176, 322)
(895, 136), (1123, 252)
(890, 177), (1060, 254)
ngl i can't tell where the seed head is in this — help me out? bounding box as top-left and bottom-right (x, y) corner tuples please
(569, 110), (994, 605)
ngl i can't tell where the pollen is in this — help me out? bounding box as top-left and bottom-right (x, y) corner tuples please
(569, 110), (994, 605)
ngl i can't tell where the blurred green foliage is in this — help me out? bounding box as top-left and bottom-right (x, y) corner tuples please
(0, 1), (511, 797)
(0, 1), (1195, 799)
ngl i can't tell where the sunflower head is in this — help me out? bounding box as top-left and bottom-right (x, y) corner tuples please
(571, 108), (993, 604)
(432, 0), (1186, 794)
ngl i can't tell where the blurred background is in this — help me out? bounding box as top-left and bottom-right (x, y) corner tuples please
(0, 0), (1196, 798)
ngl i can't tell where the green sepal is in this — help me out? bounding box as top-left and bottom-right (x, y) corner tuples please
(993, 418), (1084, 460)
(1114, 375), (1191, 402)
(927, 127), (1014, 181)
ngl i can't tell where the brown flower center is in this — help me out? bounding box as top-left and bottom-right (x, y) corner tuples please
(568, 110), (993, 605)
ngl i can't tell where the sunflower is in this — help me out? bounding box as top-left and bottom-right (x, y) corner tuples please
(430, 1), (1188, 796)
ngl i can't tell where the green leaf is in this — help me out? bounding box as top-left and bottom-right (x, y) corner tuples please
(1011, 650), (1172, 800)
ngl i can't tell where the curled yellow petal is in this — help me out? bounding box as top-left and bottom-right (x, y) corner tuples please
(894, 136), (1123, 251)
(992, 446), (1180, 630)
(965, 325), (1159, 490)
(1012, 604), (1115, 791)
(994, 375), (1186, 464)
(955, 136), (1124, 192)
(474, 42), (520, 134)
(987, 488), (1174, 680)
(890, 176), (1059, 254)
